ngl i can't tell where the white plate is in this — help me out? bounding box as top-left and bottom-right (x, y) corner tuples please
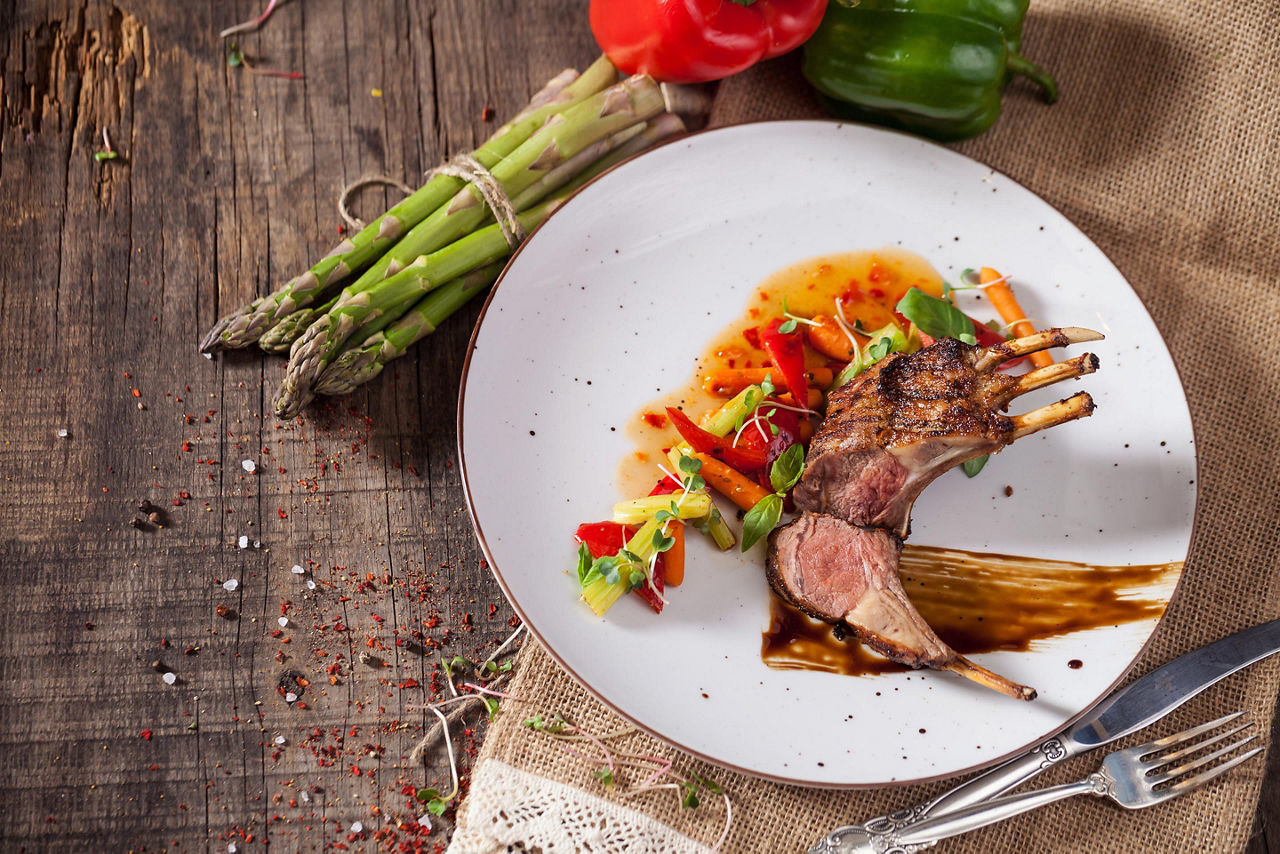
(458, 121), (1195, 787)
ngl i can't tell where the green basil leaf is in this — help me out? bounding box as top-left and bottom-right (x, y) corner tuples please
(740, 494), (783, 552)
(575, 543), (593, 586)
(895, 287), (975, 343)
(962, 454), (990, 478)
(769, 443), (806, 494)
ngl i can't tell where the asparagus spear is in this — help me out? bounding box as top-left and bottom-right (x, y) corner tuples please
(314, 262), (506, 396)
(312, 114), (687, 399)
(198, 57), (618, 353)
(275, 201), (562, 417)
(258, 296), (338, 353)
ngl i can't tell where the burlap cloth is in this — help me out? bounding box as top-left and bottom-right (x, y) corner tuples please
(451, 2), (1280, 850)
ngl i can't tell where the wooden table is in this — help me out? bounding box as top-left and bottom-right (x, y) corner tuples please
(0, 1), (1275, 850)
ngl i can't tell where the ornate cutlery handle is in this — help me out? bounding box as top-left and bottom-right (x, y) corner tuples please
(808, 736), (1073, 853)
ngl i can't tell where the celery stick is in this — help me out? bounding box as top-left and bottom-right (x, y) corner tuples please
(664, 447), (736, 550)
(612, 493), (712, 526)
(581, 518), (663, 616)
(699, 385), (766, 438)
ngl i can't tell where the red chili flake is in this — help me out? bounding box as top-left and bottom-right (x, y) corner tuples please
(371, 614), (384, 623)
(123, 372), (132, 379)
(140, 729), (153, 740)
(487, 603), (498, 617)
(278, 467), (287, 474)
(399, 679), (419, 689)
(179, 491), (191, 499)
(277, 509), (288, 519)
(172, 499), (182, 506)
(131, 388), (142, 398)
(85, 622), (95, 630)
(742, 326), (762, 349)
(181, 442), (192, 452)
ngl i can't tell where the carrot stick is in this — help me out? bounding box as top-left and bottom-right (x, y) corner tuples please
(806, 314), (863, 361)
(663, 523), (685, 586)
(701, 366), (833, 397)
(690, 452), (772, 512)
(979, 267), (1053, 368)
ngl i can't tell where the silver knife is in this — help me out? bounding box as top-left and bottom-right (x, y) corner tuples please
(809, 617), (1280, 854)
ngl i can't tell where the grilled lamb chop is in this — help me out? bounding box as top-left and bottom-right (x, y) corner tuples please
(770, 327), (1103, 699)
(794, 328), (1103, 538)
(767, 512), (1034, 699)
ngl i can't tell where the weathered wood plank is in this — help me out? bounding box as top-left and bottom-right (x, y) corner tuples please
(0, 0), (598, 849)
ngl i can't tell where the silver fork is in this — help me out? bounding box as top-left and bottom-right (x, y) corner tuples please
(814, 712), (1261, 853)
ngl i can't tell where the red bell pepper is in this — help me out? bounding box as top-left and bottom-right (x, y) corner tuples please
(589, 0), (827, 84)
(758, 318), (810, 410)
(665, 406), (768, 472)
(574, 522), (665, 613)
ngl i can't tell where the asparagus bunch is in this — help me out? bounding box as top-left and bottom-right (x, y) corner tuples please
(199, 57), (690, 418)
(314, 114), (687, 398)
(200, 57), (618, 352)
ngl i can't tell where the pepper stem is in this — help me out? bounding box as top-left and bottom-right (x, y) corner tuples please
(1008, 53), (1058, 104)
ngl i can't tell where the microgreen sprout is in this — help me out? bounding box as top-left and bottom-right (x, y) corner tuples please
(94, 127), (118, 162)
(227, 40), (304, 79)
(219, 0), (283, 38)
(778, 298), (821, 334)
(959, 267), (1011, 289)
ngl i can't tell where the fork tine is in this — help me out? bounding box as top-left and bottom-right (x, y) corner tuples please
(1161, 745), (1264, 796)
(1145, 722), (1253, 769)
(1137, 711), (1245, 755)
(1146, 733), (1259, 785)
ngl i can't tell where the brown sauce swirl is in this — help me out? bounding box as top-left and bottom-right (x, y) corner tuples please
(762, 545), (1181, 675)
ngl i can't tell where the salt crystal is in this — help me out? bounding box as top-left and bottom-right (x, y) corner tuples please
(418, 814), (432, 829)
(228, 845), (237, 854)
(350, 821), (364, 834)
(252, 540), (261, 549)
(162, 672), (177, 685)
(203, 352), (213, 360)
(285, 692), (298, 703)
(238, 535), (249, 549)
(241, 459), (256, 473)
(274, 735), (286, 745)
(223, 578), (239, 592)
(306, 579), (316, 590)
(56, 428), (69, 438)
(300, 790), (311, 803)
(278, 617), (289, 628)
(291, 564), (305, 575)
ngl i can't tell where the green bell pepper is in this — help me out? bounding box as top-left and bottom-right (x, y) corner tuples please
(802, 0), (1057, 142)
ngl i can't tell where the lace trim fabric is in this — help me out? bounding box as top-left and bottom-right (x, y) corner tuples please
(448, 759), (712, 854)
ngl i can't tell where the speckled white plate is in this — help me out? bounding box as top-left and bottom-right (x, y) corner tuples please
(458, 121), (1195, 787)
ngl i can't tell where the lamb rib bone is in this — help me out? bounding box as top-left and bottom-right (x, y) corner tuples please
(767, 513), (1036, 700)
(794, 328), (1103, 539)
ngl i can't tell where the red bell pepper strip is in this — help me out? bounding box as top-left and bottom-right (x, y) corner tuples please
(758, 318), (811, 410)
(665, 406), (768, 472)
(589, 0), (827, 84)
(574, 522), (665, 613)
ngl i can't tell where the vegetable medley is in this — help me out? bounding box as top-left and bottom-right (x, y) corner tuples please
(572, 261), (1045, 617)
